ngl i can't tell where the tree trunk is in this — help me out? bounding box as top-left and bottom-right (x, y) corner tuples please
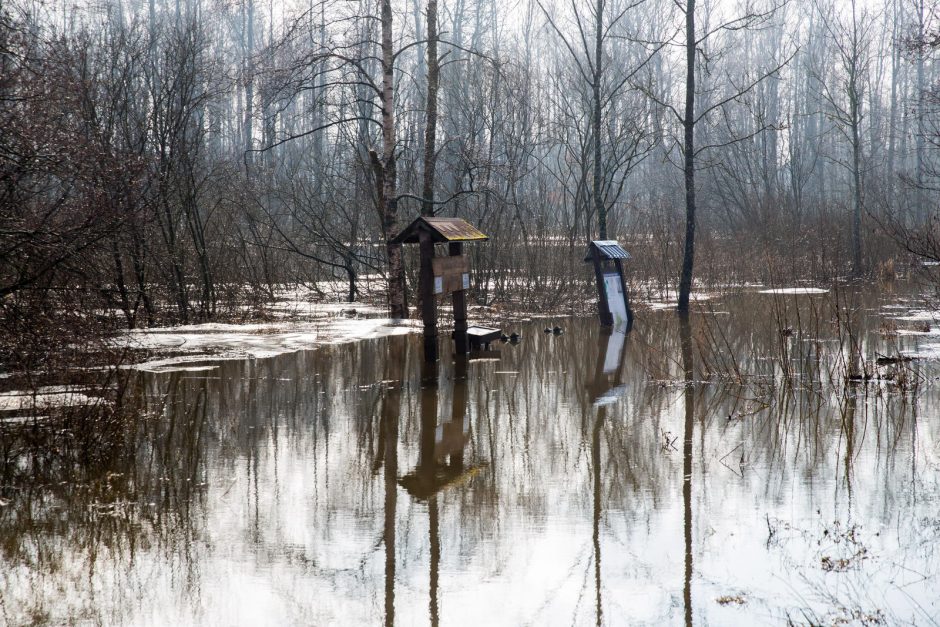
(886, 0), (900, 215)
(851, 84), (863, 277)
(421, 0), (439, 217)
(849, 1), (864, 277)
(593, 0), (605, 239)
(678, 0), (696, 313)
(243, 0), (254, 165)
(345, 251), (358, 303)
(112, 239), (133, 327)
(381, 0), (407, 318)
(916, 0), (926, 222)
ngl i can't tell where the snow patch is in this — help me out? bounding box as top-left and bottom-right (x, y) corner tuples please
(136, 364), (220, 374)
(902, 343), (940, 360)
(0, 415), (48, 425)
(0, 386), (102, 412)
(643, 290), (717, 310)
(121, 314), (420, 371)
(593, 384), (628, 407)
(756, 287), (829, 295)
(891, 310), (939, 323)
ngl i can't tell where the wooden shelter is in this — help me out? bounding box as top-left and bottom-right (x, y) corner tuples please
(391, 217), (488, 362)
(584, 240), (633, 329)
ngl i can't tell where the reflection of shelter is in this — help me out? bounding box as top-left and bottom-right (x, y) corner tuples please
(391, 217), (489, 363)
(399, 363), (483, 500)
(584, 240), (633, 329)
(398, 361), (484, 626)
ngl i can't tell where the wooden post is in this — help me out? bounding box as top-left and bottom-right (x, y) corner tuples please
(450, 242), (468, 355)
(419, 229), (439, 363)
(592, 253), (613, 326)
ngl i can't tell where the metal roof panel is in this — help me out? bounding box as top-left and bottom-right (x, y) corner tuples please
(584, 240), (631, 261)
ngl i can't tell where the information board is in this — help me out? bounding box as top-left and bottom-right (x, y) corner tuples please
(603, 272), (629, 327)
(432, 255), (471, 295)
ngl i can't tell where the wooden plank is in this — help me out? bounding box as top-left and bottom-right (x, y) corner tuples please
(432, 255), (469, 276)
(442, 272), (467, 294)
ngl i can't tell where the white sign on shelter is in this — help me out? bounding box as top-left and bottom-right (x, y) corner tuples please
(603, 272), (629, 327)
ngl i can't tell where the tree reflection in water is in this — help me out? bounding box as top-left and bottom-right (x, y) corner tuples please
(1, 287), (939, 624)
(680, 313), (694, 627)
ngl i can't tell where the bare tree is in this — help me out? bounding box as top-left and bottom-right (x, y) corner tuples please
(421, 0), (440, 217)
(538, 0), (658, 239)
(658, 0), (791, 311)
(814, 0), (874, 277)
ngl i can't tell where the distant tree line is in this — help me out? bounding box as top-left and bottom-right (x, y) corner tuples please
(2, 0), (940, 333)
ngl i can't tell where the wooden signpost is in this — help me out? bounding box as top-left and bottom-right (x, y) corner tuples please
(391, 216), (489, 363)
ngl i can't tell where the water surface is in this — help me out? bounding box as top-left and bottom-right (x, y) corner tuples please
(2, 287), (940, 625)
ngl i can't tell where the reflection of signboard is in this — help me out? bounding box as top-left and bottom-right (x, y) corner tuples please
(432, 255), (471, 295)
(603, 328), (627, 374)
(434, 415), (471, 460)
(603, 272), (628, 326)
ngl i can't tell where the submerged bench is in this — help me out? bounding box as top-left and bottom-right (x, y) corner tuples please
(466, 325), (502, 350)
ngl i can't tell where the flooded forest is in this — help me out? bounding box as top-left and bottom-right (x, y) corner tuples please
(3, 0), (940, 624)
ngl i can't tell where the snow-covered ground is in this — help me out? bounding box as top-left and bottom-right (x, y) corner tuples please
(643, 290), (718, 310)
(637, 282), (827, 310)
(108, 282), (909, 369)
(884, 302), (940, 359)
(756, 287), (829, 295)
(118, 297), (420, 371)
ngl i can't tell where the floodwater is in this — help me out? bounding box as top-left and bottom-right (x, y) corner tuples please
(2, 286), (940, 625)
